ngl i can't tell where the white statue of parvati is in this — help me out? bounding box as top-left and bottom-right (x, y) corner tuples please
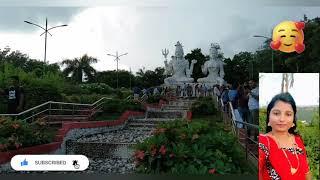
(164, 41), (197, 85)
(197, 43), (225, 85)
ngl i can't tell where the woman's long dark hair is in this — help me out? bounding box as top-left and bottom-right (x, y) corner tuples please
(266, 92), (298, 135)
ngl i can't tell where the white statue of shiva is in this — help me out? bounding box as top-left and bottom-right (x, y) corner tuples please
(197, 43), (225, 85)
(163, 41), (197, 85)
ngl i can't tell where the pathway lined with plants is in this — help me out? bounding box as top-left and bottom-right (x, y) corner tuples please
(0, 97), (256, 175)
(132, 97), (256, 175)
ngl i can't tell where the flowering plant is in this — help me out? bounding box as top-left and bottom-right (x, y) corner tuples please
(133, 119), (253, 175)
(0, 117), (54, 152)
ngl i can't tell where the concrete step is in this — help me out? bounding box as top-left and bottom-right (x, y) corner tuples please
(127, 126), (154, 131)
(128, 123), (157, 128)
(168, 102), (194, 106)
(145, 110), (186, 119)
(161, 107), (190, 111)
(130, 118), (175, 123)
(162, 104), (190, 108)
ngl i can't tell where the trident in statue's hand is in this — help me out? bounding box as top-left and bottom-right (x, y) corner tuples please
(162, 48), (169, 60)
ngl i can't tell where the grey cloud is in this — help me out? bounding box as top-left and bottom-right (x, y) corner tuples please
(0, 7), (84, 32)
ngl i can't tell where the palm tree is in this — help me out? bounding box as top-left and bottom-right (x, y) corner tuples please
(61, 54), (98, 83)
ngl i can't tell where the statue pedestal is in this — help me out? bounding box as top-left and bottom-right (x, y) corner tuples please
(163, 82), (219, 98)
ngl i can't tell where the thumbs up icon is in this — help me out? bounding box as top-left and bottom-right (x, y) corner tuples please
(20, 159), (28, 166)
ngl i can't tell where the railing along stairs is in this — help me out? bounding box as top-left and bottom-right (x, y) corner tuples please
(215, 95), (258, 168)
(0, 97), (111, 124)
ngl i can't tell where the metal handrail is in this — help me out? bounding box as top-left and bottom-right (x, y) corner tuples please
(23, 109), (48, 122)
(0, 101), (51, 116)
(50, 101), (92, 106)
(215, 95), (258, 163)
(0, 97), (112, 122)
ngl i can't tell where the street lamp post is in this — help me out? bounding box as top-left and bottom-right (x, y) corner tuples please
(253, 35), (274, 73)
(106, 51), (128, 89)
(24, 18), (68, 64)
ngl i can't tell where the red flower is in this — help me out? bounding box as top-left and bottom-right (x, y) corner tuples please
(134, 150), (145, 160)
(169, 153), (175, 158)
(209, 168), (216, 174)
(159, 145), (166, 155)
(12, 123), (20, 129)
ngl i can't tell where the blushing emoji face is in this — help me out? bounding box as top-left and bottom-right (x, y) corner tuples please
(270, 21), (305, 53)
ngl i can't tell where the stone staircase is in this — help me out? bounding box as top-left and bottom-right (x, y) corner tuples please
(128, 118), (175, 129)
(65, 98), (195, 174)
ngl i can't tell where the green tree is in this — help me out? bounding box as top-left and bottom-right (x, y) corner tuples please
(61, 54), (98, 83)
(0, 47), (61, 75)
(95, 70), (135, 89)
(224, 52), (253, 84)
(185, 48), (207, 81)
(135, 67), (165, 88)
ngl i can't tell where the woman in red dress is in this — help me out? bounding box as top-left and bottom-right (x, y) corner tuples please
(259, 93), (311, 180)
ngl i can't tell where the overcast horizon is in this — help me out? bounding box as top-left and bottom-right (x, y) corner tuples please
(0, 1), (319, 74)
(259, 73), (319, 107)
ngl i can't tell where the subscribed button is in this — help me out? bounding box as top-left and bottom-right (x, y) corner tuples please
(11, 155), (89, 171)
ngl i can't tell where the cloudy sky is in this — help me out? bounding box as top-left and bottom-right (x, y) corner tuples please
(0, 0), (319, 74)
(259, 73), (319, 107)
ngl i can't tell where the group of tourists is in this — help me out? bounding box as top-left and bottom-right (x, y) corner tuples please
(215, 79), (259, 142)
(174, 83), (218, 97)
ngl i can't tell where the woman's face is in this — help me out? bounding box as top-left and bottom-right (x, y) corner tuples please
(268, 100), (295, 133)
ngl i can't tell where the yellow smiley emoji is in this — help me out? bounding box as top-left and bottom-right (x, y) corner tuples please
(270, 21), (305, 53)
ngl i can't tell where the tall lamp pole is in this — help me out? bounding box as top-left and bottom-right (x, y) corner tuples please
(253, 35), (274, 73)
(24, 18), (68, 64)
(106, 51), (128, 89)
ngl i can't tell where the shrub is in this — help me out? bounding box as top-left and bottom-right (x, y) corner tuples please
(296, 110), (319, 179)
(103, 99), (123, 113)
(191, 97), (217, 117)
(79, 83), (115, 95)
(24, 82), (63, 109)
(121, 89), (132, 99)
(146, 95), (162, 104)
(0, 63), (66, 109)
(0, 117), (55, 152)
(113, 89), (132, 99)
(62, 84), (89, 95)
(61, 94), (107, 104)
(133, 119), (252, 175)
(124, 99), (145, 112)
(103, 99), (144, 113)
